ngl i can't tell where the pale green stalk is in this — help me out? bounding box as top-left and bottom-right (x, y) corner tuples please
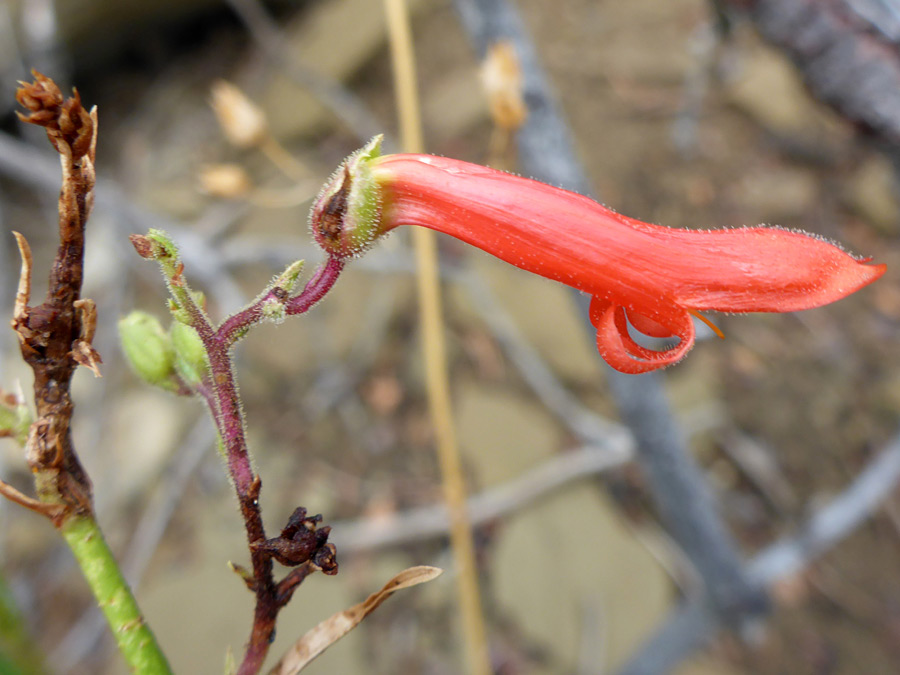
(59, 515), (172, 674)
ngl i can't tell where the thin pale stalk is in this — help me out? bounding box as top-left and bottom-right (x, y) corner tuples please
(383, 1), (491, 673)
(59, 515), (172, 674)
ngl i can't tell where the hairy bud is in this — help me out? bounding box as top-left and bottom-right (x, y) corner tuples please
(169, 321), (210, 387)
(119, 312), (177, 390)
(0, 391), (32, 447)
(309, 135), (386, 258)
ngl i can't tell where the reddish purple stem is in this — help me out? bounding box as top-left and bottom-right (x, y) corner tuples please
(186, 255), (345, 674)
(218, 255), (345, 347)
(285, 255), (345, 316)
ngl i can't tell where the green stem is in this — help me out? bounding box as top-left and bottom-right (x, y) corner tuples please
(59, 515), (172, 674)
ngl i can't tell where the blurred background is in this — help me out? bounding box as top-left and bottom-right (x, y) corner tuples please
(2, 0), (900, 673)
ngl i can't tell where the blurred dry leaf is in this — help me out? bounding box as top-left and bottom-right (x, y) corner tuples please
(199, 163), (253, 198)
(269, 566), (443, 674)
(363, 374), (404, 416)
(480, 41), (527, 131)
(462, 329), (506, 380)
(210, 80), (268, 149)
(771, 571), (811, 608)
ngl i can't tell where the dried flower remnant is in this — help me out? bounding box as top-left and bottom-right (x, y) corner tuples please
(210, 80), (268, 149)
(252, 507), (338, 573)
(198, 163), (253, 198)
(480, 41), (527, 130)
(480, 41), (527, 164)
(16, 70), (93, 160)
(310, 137), (886, 373)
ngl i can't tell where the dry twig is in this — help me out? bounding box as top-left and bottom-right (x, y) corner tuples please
(5, 71), (170, 674)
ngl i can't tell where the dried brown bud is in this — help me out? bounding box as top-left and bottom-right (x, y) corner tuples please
(15, 71), (63, 126)
(129, 234), (155, 259)
(480, 42), (527, 131)
(252, 507), (337, 569)
(59, 91), (94, 160)
(312, 543), (338, 575)
(16, 71), (94, 160)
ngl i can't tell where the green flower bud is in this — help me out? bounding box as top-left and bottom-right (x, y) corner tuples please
(170, 320), (210, 386)
(119, 311), (177, 390)
(273, 259), (305, 294)
(145, 229), (179, 263)
(309, 135), (385, 258)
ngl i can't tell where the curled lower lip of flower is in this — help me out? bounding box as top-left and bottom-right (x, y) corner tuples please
(310, 136), (886, 373)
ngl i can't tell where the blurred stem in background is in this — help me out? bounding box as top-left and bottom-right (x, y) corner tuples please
(0, 571), (44, 675)
(383, 0), (492, 673)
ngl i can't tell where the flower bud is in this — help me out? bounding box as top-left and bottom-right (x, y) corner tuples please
(309, 135), (387, 258)
(273, 260), (305, 295)
(119, 311), (177, 390)
(136, 229), (182, 279)
(170, 320), (209, 387)
(0, 392), (32, 447)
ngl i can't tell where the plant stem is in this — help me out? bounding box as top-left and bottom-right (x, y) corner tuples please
(9, 75), (172, 674)
(193, 261), (343, 675)
(383, 1), (492, 673)
(59, 514), (171, 674)
(0, 572), (45, 675)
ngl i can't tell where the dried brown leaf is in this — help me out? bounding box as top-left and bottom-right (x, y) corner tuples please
(480, 41), (527, 131)
(11, 231), (32, 320)
(210, 80), (268, 149)
(199, 163), (253, 198)
(268, 566), (443, 674)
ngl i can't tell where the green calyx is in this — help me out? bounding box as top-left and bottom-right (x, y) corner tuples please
(142, 229), (181, 277)
(309, 135), (386, 258)
(169, 320), (210, 387)
(118, 311), (177, 391)
(0, 396), (31, 447)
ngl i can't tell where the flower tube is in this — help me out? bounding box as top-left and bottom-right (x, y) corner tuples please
(310, 137), (885, 373)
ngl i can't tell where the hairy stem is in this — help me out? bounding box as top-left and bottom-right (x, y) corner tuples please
(195, 262), (343, 675)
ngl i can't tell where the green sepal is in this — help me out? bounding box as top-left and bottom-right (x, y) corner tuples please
(144, 229), (181, 276)
(170, 320), (210, 386)
(273, 259), (305, 294)
(118, 311), (178, 391)
(0, 397), (31, 447)
(309, 135), (385, 258)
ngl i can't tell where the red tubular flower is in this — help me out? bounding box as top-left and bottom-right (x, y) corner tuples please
(310, 137), (885, 373)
